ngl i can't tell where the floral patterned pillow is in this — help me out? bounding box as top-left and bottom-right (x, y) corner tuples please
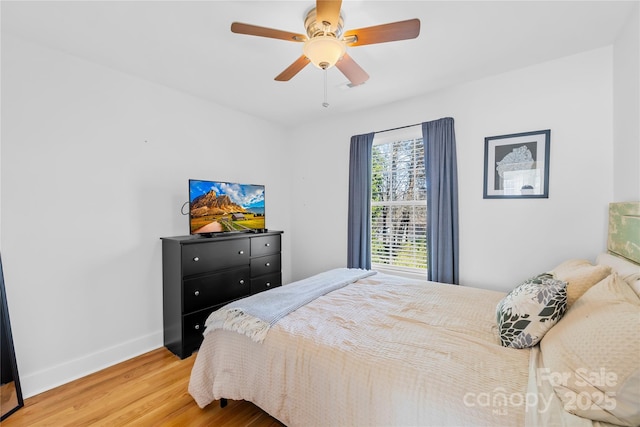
(496, 273), (568, 348)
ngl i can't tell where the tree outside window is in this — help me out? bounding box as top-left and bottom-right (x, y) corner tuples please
(371, 136), (427, 273)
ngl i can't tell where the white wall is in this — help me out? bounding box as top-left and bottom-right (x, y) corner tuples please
(1, 35), (291, 397)
(613, 2), (640, 201)
(286, 47), (614, 291)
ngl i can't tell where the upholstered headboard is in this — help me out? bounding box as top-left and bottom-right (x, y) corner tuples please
(608, 202), (640, 264)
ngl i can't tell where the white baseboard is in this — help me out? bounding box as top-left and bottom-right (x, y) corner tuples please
(20, 331), (164, 398)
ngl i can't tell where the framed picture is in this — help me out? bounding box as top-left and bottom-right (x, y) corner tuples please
(483, 129), (550, 199)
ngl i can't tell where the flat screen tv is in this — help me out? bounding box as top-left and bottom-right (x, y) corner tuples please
(189, 179), (265, 235)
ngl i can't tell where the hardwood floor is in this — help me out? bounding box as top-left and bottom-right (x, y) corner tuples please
(1, 348), (285, 426)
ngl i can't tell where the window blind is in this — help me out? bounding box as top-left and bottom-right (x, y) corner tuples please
(371, 133), (427, 272)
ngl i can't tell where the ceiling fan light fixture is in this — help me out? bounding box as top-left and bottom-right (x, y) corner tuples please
(303, 36), (346, 69)
(231, 1), (420, 86)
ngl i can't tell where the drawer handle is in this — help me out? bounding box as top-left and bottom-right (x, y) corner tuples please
(239, 279), (245, 285)
(238, 250), (244, 255)
(194, 324), (201, 330)
(194, 290), (200, 297)
(265, 262), (270, 267)
(266, 282), (271, 287)
(193, 257), (200, 262)
(265, 243), (270, 247)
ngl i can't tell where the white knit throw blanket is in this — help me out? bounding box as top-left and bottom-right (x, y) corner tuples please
(204, 268), (376, 343)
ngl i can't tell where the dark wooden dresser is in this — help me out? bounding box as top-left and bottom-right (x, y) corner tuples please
(161, 231), (283, 358)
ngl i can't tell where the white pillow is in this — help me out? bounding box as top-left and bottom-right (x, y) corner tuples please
(596, 252), (640, 297)
(549, 259), (611, 306)
(540, 273), (640, 426)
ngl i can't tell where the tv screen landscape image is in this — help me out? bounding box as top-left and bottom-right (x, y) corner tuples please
(189, 179), (265, 234)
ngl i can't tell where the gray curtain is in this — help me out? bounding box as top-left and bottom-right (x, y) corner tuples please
(347, 132), (375, 269)
(422, 118), (459, 284)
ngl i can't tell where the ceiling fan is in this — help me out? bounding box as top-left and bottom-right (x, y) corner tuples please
(230, 0), (420, 87)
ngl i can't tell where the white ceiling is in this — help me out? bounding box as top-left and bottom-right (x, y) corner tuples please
(2, 1), (636, 127)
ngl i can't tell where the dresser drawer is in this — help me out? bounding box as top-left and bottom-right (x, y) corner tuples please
(183, 267), (251, 313)
(251, 235), (281, 257)
(251, 254), (281, 277)
(182, 239), (250, 276)
(183, 309), (216, 355)
(251, 272), (282, 294)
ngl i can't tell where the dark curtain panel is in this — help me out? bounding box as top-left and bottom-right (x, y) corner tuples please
(347, 132), (375, 269)
(422, 118), (459, 284)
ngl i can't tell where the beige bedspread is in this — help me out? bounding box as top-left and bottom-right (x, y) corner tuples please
(189, 273), (532, 426)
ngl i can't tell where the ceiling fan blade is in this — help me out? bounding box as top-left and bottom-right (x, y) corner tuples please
(231, 22), (306, 42)
(335, 53), (369, 86)
(275, 55), (311, 81)
(343, 19), (420, 47)
(316, 0), (342, 33)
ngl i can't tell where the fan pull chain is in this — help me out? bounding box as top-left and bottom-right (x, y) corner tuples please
(322, 69), (329, 108)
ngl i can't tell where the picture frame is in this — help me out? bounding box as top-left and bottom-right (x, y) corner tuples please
(483, 129), (550, 199)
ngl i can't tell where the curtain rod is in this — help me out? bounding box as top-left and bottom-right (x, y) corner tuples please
(374, 122), (421, 134)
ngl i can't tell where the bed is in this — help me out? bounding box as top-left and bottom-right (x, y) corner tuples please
(188, 202), (640, 426)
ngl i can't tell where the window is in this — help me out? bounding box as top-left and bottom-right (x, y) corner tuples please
(371, 126), (427, 276)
